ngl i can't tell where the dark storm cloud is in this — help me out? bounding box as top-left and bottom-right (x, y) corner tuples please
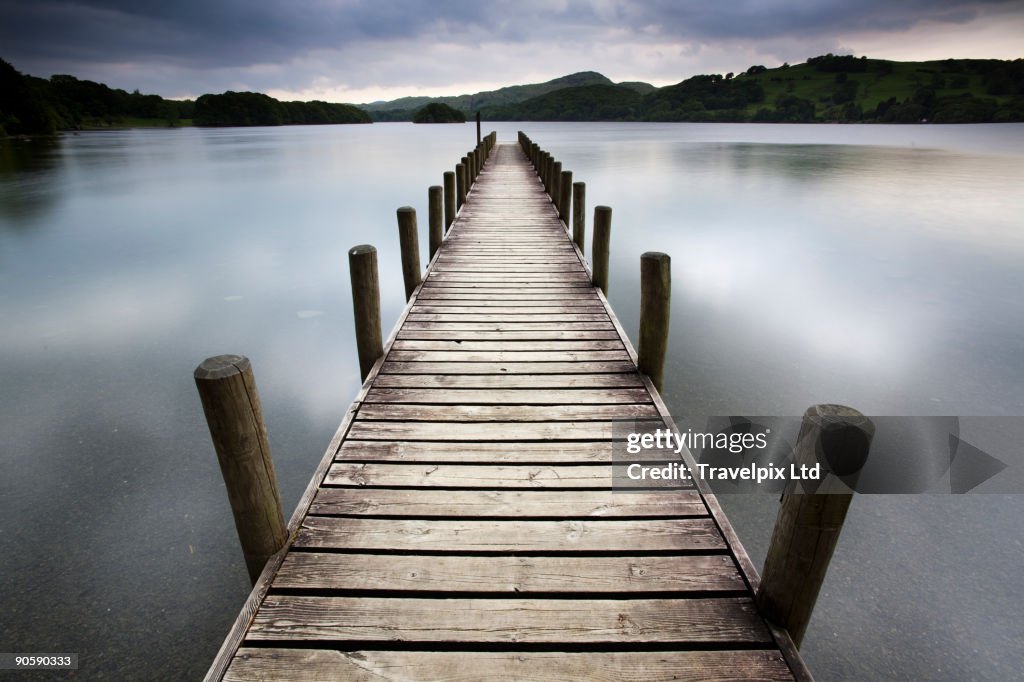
(0, 0), (1018, 96)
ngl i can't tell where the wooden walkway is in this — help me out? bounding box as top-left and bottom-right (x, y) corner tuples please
(208, 142), (808, 680)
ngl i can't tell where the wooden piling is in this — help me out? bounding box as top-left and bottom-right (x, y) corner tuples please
(443, 171), (456, 232)
(558, 169), (572, 224)
(551, 161), (562, 203)
(757, 404), (874, 647)
(347, 244), (383, 381)
(428, 185), (443, 259)
(456, 163), (467, 210)
(592, 205), (612, 295)
(572, 181), (586, 252)
(194, 355), (287, 585)
(396, 206), (422, 301)
(476, 112), (481, 145)
(638, 252), (670, 392)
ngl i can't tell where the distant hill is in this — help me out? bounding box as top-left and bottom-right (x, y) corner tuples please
(477, 56), (1024, 123)
(364, 71), (656, 121)
(412, 102), (465, 123)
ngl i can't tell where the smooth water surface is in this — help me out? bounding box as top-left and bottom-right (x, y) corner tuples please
(1, 122), (1022, 679)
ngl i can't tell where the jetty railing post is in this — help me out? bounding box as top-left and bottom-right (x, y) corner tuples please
(551, 160), (562, 203)
(461, 155), (470, 192)
(396, 206), (422, 301)
(572, 181), (586, 252)
(558, 170), (572, 224)
(428, 186), (443, 259)
(194, 355), (287, 585)
(348, 244), (384, 381)
(443, 171), (456, 232)
(456, 163), (467, 210)
(592, 205), (612, 294)
(476, 112), (481, 145)
(638, 252), (671, 392)
(757, 404), (874, 647)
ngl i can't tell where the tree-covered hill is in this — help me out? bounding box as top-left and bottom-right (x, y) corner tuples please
(412, 102), (466, 123)
(193, 91), (370, 126)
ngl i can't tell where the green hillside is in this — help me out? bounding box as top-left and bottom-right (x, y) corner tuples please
(481, 56), (1024, 123)
(365, 71), (656, 121)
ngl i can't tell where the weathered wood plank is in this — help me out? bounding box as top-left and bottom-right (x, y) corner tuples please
(247, 596), (768, 643)
(274, 553), (741, 592)
(293, 517), (721, 552)
(345, 420), (661, 442)
(364, 387), (650, 404)
(308, 488), (704, 517)
(356, 403), (660, 422)
(227, 649), (794, 682)
(381, 361), (638, 374)
(386, 349), (628, 363)
(370, 374), (646, 388)
(396, 329), (622, 340)
(324, 463), (622, 488)
(390, 339), (624, 351)
(336, 440), (620, 463)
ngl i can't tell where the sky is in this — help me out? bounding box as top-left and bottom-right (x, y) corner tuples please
(1, 0), (1022, 104)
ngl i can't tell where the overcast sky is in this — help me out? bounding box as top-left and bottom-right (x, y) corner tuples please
(2, 0), (1021, 104)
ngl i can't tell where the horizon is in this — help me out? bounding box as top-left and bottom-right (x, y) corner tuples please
(1, 1), (1022, 105)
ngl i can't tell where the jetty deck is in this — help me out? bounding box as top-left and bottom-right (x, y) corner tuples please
(207, 140), (808, 680)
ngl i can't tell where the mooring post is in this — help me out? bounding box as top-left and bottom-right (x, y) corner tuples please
(572, 181), (586, 252)
(461, 155), (471, 192)
(456, 162), (467, 210)
(194, 355), (287, 585)
(551, 161), (562, 203)
(428, 185), (443, 260)
(638, 252), (670, 392)
(396, 206), (422, 301)
(443, 171), (456, 232)
(757, 405), (873, 647)
(476, 111), (481, 145)
(592, 205), (612, 295)
(558, 170), (572, 224)
(347, 244), (384, 381)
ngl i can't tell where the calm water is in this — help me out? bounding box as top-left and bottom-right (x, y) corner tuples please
(1, 122), (1022, 679)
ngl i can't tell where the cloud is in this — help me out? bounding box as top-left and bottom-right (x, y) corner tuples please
(1, 1), (1020, 100)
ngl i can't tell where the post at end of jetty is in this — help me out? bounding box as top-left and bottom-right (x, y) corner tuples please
(194, 354), (287, 585)
(757, 404), (874, 647)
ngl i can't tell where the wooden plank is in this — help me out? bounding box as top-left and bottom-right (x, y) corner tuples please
(308, 488), (704, 517)
(405, 314), (610, 323)
(396, 329), (623, 341)
(356, 404), (660, 422)
(400, 322), (618, 331)
(274, 553), (741, 592)
(363, 387), (651, 404)
(293, 517), (721, 552)
(390, 339), (625, 351)
(336, 440), (620, 463)
(325, 462), (620, 488)
(380, 361), (638, 374)
(227, 649), (794, 682)
(386, 350), (629, 363)
(246, 596), (767, 643)
(371, 373), (646, 388)
(345, 420), (661, 442)
(411, 306), (607, 314)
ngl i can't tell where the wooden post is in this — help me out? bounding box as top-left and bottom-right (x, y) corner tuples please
(428, 185), (443, 260)
(456, 163), (467, 210)
(443, 171), (456, 232)
(461, 155), (471, 191)
(592, 205), (612, 294)
(572, 181), (586, 252)
(396, 206), (421, 301)
(550, 161), (561, 202)
(476, 111), (481, 145)
(347, 244), (383, 381)
(194, 355), (287, 585)
(757, 404), (874, 647)
(558, 169), (572, 224)
(638, 252), (670, 392)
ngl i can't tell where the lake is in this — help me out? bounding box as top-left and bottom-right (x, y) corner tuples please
(1, 122), (1022, 679)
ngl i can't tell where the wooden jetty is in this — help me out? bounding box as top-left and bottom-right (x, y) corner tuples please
(203, 133), (815, 680)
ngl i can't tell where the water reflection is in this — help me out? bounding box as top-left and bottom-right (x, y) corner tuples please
(1, 122), (1022, 679)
